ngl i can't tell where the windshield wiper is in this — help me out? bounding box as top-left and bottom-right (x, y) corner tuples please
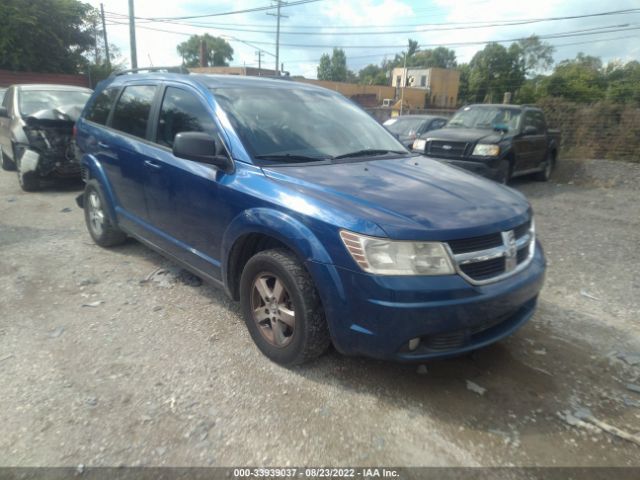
(333, 149), (407, 160)
(254, 153), (330, 163)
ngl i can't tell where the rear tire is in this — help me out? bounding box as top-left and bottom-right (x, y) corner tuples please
(1, 146), (16, 171)
(239, 248), (330, 365)
(83, 180), (127, 247)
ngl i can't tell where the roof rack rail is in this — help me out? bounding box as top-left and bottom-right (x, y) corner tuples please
(112, 66), (189, 77)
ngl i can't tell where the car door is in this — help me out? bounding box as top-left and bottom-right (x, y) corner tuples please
(512, 111), (539, 172)
(530, 111), (548, 167)
(142, 84), (230, 278)
(101, 83), (159, 231)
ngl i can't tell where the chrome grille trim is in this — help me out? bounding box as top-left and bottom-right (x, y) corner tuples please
(446, 221), (536, 285)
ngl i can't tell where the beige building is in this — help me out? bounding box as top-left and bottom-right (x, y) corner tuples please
(391, 67), (460, 108)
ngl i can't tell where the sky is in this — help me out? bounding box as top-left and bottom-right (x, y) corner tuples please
(89, 0), (640, 78)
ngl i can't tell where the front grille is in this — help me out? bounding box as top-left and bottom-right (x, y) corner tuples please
(447, 220), (534, 284)
(427, 140), (468, 158)
(460, 257), (505, 280)
(448, 233), (502, 254)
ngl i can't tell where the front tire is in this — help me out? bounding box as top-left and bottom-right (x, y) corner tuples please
(496, 159), (512, 185)
(1, 146), (16, 171)
(16, 155), (40, 191)
(83, 180), (127, 247)
(535, 152), (555, 181)
(239, 248), (330, 365)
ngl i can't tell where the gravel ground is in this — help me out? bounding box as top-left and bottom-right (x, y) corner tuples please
(1, 158), (639, 467)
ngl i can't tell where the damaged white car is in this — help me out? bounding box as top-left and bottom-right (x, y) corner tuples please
(0, 84), (92, 191)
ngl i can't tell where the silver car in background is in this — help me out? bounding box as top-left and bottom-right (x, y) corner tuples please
(0, 84), (92, 191)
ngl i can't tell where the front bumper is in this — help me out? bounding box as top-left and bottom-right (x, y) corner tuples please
(306, 242), (545, 361)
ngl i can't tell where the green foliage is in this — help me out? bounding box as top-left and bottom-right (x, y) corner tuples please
(538, 53), (607, 103)
(317, 48), (347, 82)
(513, 35), (555, 77)
(0, 0), (95, 73)
(383, 40), (457, 70)
(177, 34), (234, 67)
(358, 64), (388, 85)
(466, 43), (525, 103)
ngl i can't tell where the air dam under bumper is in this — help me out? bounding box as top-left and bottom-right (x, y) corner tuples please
(307, 241), (545, 361)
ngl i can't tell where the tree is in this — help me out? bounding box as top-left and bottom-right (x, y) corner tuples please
(606, 60), (640, 105)
(467, 43), (524, 103)
(317, 48), (347, 81)
(512, 35), (555, 77)
(0, 0), (95, 73)
(177, 34), (234, 67)
(539, 53), (606, 103)
(358, 64), (388, 85)
(317, 54), (332, 80)
(408, 47), (457, 69)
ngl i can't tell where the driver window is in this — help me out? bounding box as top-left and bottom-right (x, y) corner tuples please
(156, 87), (216, 148)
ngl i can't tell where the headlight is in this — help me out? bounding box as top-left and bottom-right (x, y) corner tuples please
(340, 230), (455, 275)
(412, 138), (426, 151)
(472, 144), (500, 156)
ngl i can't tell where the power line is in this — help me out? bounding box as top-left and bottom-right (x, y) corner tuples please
(103, 0), (322, 22)
(104, 8), (640, 36)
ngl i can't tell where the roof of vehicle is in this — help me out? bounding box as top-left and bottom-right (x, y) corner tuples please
(104, 72), (336, 94)
(464, 103), (540, 110)
(13, 84), (93, 92)
(385, 114), (447, 121)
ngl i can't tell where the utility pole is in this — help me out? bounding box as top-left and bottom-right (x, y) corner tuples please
(256, 50), (262, 76)
(128, 0), (138, 69)
(400, 52), (407, 115)
(267, 1), (287, 76)
(100, 3), (110, 69)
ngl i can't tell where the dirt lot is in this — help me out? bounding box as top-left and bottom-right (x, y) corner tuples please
(1, 159), (639, 467)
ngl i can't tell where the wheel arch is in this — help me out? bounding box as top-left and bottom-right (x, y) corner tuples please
(81, 153), (119, 222)
(221, 208), (333, 301)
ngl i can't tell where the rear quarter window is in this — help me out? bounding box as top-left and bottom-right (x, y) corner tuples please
(86, 87), (119, 125)
(110, 85), (157, 139)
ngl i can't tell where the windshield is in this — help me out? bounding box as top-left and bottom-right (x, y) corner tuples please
(19, 89), (91, 116)
(448, 106), (521, 132)
(383, 117), (424, 136)
(212, 86), (407, 162)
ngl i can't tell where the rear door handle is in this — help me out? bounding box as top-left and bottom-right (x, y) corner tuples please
(97, 141), (109, 149)
(144, 160), (162, 170)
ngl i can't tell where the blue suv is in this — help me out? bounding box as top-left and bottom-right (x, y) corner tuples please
(75, 70), (545, 365)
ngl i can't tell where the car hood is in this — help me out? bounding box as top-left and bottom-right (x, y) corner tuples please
(263, 157), (530, 240)
(424, 127), (507, 144)
(25, 104), (84, 128)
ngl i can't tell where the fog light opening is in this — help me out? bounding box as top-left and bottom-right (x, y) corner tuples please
(408, 337), (420, 351)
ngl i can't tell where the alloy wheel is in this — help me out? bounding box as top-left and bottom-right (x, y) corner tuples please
(250, 273), (296, 348)
(87, 191), (105, 237)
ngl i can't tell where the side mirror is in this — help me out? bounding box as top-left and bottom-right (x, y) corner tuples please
(173, 132), (232, 171)
(0, 106), (8, 118)
(523, 125), (538, 136)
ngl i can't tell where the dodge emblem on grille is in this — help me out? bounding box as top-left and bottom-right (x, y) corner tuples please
(502, 230), (518, 271)
(442, 144), (453, 150)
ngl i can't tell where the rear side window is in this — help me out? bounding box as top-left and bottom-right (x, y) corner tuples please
(156, 87), (216, 148)
(111, 85), (157, 139)
(86, 87), (118, 125)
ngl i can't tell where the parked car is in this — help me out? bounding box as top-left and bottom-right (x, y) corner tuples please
(0, 84), (92, 190)
(412, 104), (561, 184)
(75, 71), (545, 365)
(383, 114), (448, 148)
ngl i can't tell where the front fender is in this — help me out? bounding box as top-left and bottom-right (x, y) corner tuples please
(81, 153), (118, 222)
(221, 208), (348, 342)
(221, 207), (333, 268)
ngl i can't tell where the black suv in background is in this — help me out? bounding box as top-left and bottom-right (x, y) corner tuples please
(412, 104), (561, 184)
